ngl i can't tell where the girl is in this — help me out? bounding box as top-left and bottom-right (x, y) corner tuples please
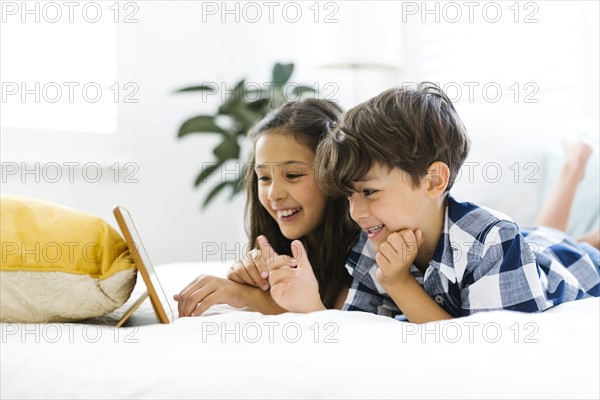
(174, 99), (360, 316)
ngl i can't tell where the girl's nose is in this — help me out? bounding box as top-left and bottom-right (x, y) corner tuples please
(268, 179), (287, 202)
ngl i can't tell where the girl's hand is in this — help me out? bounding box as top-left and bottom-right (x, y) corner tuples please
(375, 229), (424, 287)
(268, 240), (325, 313)
(226, 235), (296, 290)
(173, 275), (250, 317)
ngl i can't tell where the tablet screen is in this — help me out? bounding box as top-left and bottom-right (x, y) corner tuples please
(114, 206), (175, 323)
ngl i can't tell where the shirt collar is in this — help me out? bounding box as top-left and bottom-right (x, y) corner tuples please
(354, 232), (377, 276)
(424, 194), (458, 283)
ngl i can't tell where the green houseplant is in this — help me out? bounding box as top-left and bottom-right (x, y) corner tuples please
(175, 62), (317, 208)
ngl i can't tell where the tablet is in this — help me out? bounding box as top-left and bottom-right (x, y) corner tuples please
(113, 205), (175, 327)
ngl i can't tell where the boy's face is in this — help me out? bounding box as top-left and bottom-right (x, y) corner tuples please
(348, 164), (430, 251)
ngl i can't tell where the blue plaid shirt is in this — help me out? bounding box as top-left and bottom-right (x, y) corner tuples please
(343, 195), (600, 319)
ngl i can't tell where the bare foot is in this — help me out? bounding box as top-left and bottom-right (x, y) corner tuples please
(578, 227), (600, 250)
(561, 140), (593, 182)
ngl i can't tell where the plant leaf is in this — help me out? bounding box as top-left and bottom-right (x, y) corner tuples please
(178, 116), (227, 137)
(292, 85), (318, 97)
(174, 85), (217, 93)
(213, 136), (240, 161)
(224, 102), (261, 134)
(269, 90), (286, 108)
(272, 63), (294, 87)
(230, 79), (247, 102)
(194, 161), (224, 187)
(176, 62), (323, 210)
(247, 98), (269, 112)
(246, 88), (267, 99)
(202, 180), (233, 208)
(218, 79), (246, 114)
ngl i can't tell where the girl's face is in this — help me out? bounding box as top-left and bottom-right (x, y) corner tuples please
(254, 129), (327, 242)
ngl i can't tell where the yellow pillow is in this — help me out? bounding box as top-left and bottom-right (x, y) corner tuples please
(0, 195), (137, 322)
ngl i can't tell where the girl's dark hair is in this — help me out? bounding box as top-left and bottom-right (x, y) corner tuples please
(245, 99), (359, 309)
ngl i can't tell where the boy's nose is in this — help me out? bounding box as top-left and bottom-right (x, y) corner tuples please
(349, 196), (368, 223)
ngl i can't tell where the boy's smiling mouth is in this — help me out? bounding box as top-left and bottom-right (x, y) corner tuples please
(366, 224), (384, 238)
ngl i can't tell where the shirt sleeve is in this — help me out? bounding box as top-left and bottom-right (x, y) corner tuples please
(459, 220), (549, 316)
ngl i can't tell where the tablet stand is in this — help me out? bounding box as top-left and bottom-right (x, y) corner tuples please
(116, 290), (149, 328)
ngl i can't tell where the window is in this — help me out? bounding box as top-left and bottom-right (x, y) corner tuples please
(403, 1), (598, 121)
(1, 5), (118, 134)
(0, 2), (135, 164)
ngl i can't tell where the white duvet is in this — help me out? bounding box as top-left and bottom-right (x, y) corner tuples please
(1, 262), (599, 399)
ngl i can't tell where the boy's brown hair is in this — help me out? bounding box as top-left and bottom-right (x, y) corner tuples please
(315, 82), (470, 195)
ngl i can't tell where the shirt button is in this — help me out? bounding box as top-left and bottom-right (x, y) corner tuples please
(434, 295), (444, 305)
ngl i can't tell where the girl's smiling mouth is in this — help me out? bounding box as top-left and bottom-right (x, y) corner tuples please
(276, 207), (302, 221)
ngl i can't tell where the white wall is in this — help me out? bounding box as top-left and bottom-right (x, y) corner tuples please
(1, 1), (353, 264)
(398, 1), (599, 233)
(2, 1), (598, 264)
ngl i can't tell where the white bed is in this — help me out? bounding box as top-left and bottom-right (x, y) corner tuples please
(1, 261), (598, 399)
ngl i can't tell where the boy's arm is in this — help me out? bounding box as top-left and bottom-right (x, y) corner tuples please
(384, 278), (452, 323)
(384, 221), (545, 320)
(376, 229), (452, 323)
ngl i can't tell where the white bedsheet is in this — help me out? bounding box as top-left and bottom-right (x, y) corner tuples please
(1, 262), (599, 399)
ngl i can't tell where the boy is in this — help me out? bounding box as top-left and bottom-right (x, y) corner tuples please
(314, 82), (600, 323)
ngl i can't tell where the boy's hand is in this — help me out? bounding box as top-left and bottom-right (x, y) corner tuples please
(268, 240), (325, 313)
(375, 229), (424, 287)
(227, 235), (292, 291)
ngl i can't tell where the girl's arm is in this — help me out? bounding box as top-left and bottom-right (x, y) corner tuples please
(174, 275), (287, 317)
(268, 240), (326, 313)
(243, 285), (287, 314)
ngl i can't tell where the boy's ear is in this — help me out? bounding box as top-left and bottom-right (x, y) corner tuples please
(425, 161), (450, 197)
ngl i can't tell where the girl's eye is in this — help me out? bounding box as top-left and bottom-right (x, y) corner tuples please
(258, 176), (271, 182)
(286, 173), (305, 180)
(362, 189), (377, 197)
